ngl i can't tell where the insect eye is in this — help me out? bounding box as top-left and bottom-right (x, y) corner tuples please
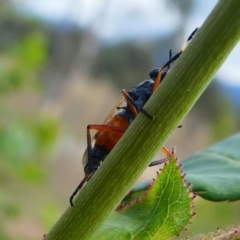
(149, 68), (159, 80)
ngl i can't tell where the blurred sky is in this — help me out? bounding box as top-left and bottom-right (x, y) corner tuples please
(19, 0), (240, 87)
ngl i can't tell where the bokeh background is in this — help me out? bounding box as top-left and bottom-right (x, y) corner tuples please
(1, 0), (240, 239)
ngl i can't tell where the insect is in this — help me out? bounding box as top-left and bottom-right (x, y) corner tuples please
(70, 28), (198, 206)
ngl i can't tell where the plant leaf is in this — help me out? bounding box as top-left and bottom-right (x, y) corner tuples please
(91, 155), (193, 240)
(182, 132), (240, 201)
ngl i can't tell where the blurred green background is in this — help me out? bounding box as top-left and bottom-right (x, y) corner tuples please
(0, 0), (240, 239)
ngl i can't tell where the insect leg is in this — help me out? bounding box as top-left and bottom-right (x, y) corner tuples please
(69, 125), (96, 206)
(161, 146), (171, 157)
(121, 89), (154, 119)
(149, 158), (169, 167)
(70, 173), (91, 206)
(87, 124), (126, 133)
(70, 124), (126, 206)
(148, 146), (171, 167)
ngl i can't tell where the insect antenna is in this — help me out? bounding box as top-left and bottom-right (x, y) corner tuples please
(150, 28), (198, 82)
(166, 48), (172, 71)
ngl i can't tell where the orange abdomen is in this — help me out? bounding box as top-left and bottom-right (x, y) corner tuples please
(95, 114), (130, 152)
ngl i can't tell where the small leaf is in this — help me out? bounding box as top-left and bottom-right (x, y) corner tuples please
(91, 155), (193, 240)
(182, 132), (240, 201)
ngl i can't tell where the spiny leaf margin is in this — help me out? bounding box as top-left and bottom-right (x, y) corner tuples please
(91, 154), (194, 240)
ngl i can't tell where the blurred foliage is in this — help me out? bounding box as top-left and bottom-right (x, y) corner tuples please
(174, 199), (240, 239)
(0, 31), (48, 92)
(0, 2), (59, 239)
(0, 117), (59, 180)
(91, 43), (152, 88)
(0, 0), (239, 239)
(194, 81), (238, 142)
(41, 202), (61, 229)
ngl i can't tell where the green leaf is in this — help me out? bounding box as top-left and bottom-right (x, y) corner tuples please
(91, 156), (193, 240)
(182, 132), (240, 202)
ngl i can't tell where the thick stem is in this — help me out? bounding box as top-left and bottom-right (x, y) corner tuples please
(45, 1), (240, 239)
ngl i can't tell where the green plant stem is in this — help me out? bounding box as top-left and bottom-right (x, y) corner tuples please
(45, 1), (240, 239)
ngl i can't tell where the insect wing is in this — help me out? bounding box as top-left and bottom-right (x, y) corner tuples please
(82, 96), (126, 166)
(93, 96), (125, 140)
